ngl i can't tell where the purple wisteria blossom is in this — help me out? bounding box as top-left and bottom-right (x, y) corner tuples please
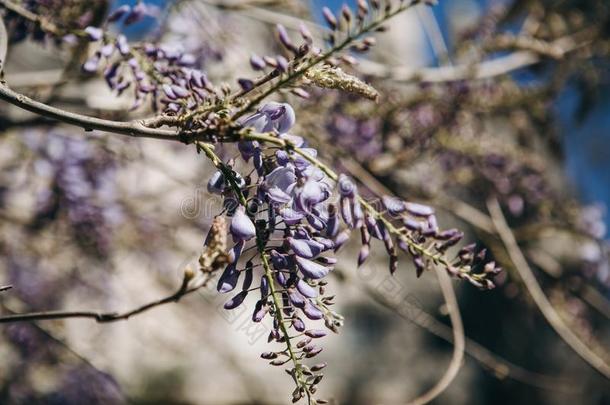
(201, 99), (499, 403)
(79, 4), (218, 113)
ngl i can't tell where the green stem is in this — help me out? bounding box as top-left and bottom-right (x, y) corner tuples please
(231, 1), (416, 121)
(195, 139), (311, 402)
(196, 141), (247, 206)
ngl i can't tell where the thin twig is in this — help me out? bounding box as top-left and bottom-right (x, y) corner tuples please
(0, 284), (12, 292)
(0, 0), (62, 36)
(416, 5), (451, 66)
(357, 33), (590, 83)
(406, 267), (465, 405)
(230, 1), (418, 120)
(401, 12), (463, 405)
(0, 14), (7, 75)
(0, 272), (211, 324)
(487, 197), (610, 380)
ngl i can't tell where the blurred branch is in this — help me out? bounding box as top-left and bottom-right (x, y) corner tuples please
(0, 0), (61, 35)
(357, 31), (591, 83)
(0, 83), (183, 141)
(579, 285), (610, 320)
(396, 2), (465, 379)
(487, 197), (610, 380)
(416, 5), (451, 66)
(198, 0), (322, 35)
(406, 12), (465, 390)
(0, 284), (12, 292)
(407, 267), (465, 405)
(0, 13), (7, 74)
(0, 271), (211, 324)
(204, 0), (593, 84)
(363, 282), (580, 392)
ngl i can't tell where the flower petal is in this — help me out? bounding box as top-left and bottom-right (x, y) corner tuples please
(357, 244), (370, 267)
(279, 207), (305, 225)
(224, 291), (248, 310)
(217, 263), (240, 293)
(292, 317), (306, 332)
(295, 256), (331, 279)
(288, 288), (306, 308)
(265, 166), (296, 190)
(288, 237), (320, 259)
(338, 174), (357, 198)
(302, 300), (324, 320)
(382, 195), (406, 215)
(296, 279), (318, 298)
(230, 206), (256, 240)
(207, 170), (225, 194)
(267, 186), (292, 204)
(405, 202), (435, 217)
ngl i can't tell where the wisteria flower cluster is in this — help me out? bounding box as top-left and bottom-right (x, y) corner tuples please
(204, 103), (341, 403)
(79, 3), (222, 113)
(199, 101), (499, 402)
(24, 131), (119, 257)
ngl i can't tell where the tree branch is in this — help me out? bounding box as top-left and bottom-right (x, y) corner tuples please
(356, 31), (591, 83)
(0, 271), (211, 324)
(0, 83), (186, 141)
(0, 0), (63, 36)
(487, 197), (610, 380)
(0, 12), (7, 75)
(406, 267), (465, 405)
(361, 281), (579, 393)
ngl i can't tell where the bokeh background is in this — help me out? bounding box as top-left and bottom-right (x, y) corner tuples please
(0, 0), (609, 404)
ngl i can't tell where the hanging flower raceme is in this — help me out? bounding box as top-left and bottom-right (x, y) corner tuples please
(198, 101), (500, 403)
(198, 102), (344, 403)
(79, 3), (217, 113)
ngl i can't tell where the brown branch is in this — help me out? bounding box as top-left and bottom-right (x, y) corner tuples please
(0, 12), (7, 75)
(363, 282), (579, 393)
(357, 30), (593, 83)
(406, 267), (465, 405)
(0, 83), (185, 141)
(0, 271), (211, 324)
(487, 197), (610, 380)
(0, 0), (62, 35)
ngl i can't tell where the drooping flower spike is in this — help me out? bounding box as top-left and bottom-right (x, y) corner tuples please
(199, 100), (499, 403)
